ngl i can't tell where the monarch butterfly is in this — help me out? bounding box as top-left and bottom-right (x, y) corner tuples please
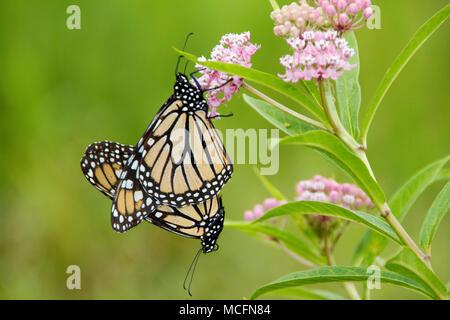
(81, 141), (224, 254)
(134, 73), (233, 208)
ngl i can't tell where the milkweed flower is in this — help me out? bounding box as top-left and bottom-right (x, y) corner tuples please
(295, 175), (374, 211)
(271, 1), (325, 38)
(195, 32), (260, 116)
(315, 0), (373, 32)
(243, 198), (287, 222)
(278, 30), (356, 82)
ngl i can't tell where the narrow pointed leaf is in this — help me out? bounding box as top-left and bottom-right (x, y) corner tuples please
(360, 4), (450, 144)
(419, 182), (450, 254)
(254, 201), (402, 244)
(243, 94), (315, 135)
(266, 287), (345, 300)
(385, 248), (448, 300)
(335, 31), (361, 138)
(250, 266), (433, 300)
(353, 156), (450, 266)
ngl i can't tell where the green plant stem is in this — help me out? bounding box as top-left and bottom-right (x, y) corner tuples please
(323, 226), (361, 300)
(278, 241), (318, 268)
(318, 80), (363, 150)
(242, 82), (329, 131)
(330, 221), (350, 253)
(318, 80), (432, 269)
(268, 0), (280, 10)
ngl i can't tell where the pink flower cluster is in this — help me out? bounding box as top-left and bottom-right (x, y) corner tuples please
(195, 32), (260, 116)
(316, 0), (373, 32)
(244, 198), (287, 222)
(243, 175), (374, 222)
(271, 1), (325, 38)
(279, 30), (355, 81)
(296, 175), (374, 210)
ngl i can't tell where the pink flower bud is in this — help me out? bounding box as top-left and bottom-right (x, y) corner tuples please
(338, 13), (350, 26)
(295, 17), (306, 27)
(290, 26), (300, 38)
(244, 210), (254, 221)
(347, 3), (359, 15)
(296, 182), (304, 195)
(274, 26), (284, 36)
(342, 194), (355, 205)
(354, 198), (363, 209)
(364, 197), (374, 208)
(313, 175), (325, 182)
(363, 7), (373, 19)
(340, 183), (352, 194)
(336, 0), (347, 11)
(299, 190), (313, 201)
(329, 190), (340, 203)
(324, 4), (336, 16)
(253, 204), (264, 218)
(359, 0), (372, 9)
(263, 198), (279, 211)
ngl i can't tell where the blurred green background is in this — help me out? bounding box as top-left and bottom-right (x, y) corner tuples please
(0, 0), (448, 299)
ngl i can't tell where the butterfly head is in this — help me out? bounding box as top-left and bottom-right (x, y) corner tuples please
(174, 73), (208, 111)
(200, 205), (224, 254)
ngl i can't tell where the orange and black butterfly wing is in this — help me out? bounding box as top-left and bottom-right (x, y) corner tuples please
(111, 151), (157, 233)
(145, 196), (224, 253)
(136, 74), (233, 207)
(80, 141), (134, 199)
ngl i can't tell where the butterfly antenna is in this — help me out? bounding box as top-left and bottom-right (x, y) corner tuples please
(175, 32), (194, 76)
(183, 248), (202, 296)
(203, 78), (233, 92)
(208, 112), (234, 119)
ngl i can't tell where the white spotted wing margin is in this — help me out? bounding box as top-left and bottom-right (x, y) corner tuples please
(145, 196), (224, 253)
(80, 141), (134, 200)
(135, 73), (233, 208)
(111, 151), (157, 233)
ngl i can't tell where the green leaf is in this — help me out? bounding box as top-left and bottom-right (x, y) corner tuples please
(243, 94), (315, 135)
(250, 266), (433, 300)
(254, 201), (402, 244)
(353, 156), (450, 266)
(280, 130), (386, 205)
(266, 287), (345, 300)
(385, 248), (448, 300)
(419, 181), (450, 255)
(173, 47), (327, 123)
(225, 220), (326, 266)
(251, 165), (288, 201)
(335, 31), (361, 139)
(360, 4), (450, 145)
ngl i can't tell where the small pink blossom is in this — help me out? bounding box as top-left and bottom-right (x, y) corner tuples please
(279, 30), (355, 82)
(295, 175), (374, 211)
(271, 1), (325, 38)
(243, 198), (287, 222)
(195, 32), (260, 115)
(315, 0), (373, 32)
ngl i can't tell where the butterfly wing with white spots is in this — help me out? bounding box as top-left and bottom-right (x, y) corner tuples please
(146, 196), (224, 253)
(111, 151), (157, 233)
(135, 73), (233, 207)
(80, 141), (134, 199)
